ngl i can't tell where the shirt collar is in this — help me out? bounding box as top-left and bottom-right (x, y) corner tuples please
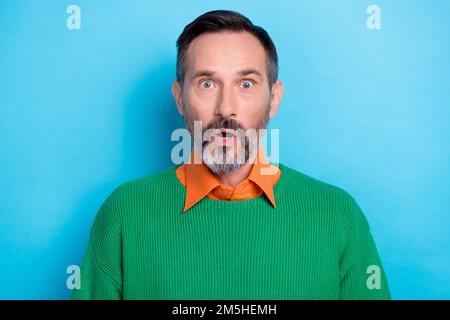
(176, 145), (281, 212)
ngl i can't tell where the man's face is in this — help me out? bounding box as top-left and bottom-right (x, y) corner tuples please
(173, 31), (283, 174)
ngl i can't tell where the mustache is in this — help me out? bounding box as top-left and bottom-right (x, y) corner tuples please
(203, 117), (245, 132)
(201, 117), (247, 150)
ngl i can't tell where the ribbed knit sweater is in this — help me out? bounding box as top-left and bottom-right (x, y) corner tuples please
(71, 163), (391, 300)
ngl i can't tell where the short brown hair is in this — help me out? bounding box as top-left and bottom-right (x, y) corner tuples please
(176, 10), (279, 88)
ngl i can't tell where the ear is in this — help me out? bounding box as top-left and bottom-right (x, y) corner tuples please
(172, 80), (184, 116)
(268, 80), (284, 119)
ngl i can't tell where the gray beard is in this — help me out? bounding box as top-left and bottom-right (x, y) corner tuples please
(183, 104), (270, 175)
(201, 143), (252, 175)
(207, 162), (243, 175)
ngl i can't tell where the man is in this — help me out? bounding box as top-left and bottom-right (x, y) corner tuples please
(72, 10), (391, 300)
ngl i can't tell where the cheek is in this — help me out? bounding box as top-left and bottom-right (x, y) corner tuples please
(238, 93), (269, 119)
(184, 91), (215, 123)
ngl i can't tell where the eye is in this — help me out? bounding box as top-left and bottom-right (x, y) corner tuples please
(199, 79), (215, 89)
(240, 80), (254, 89)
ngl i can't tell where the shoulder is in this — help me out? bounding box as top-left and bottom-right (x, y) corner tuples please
(93, 165), (179, 221)
(277, 163), (368, 225)
(278, 163), (357, 205)
(107, 165), (179, 199)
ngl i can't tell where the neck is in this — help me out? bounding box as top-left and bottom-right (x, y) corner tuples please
(215, 163), (253, 187)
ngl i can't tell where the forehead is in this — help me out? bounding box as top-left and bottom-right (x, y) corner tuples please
(185, 31), (268, 79)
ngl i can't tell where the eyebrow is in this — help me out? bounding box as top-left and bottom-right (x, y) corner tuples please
(191, 68), (263, 80)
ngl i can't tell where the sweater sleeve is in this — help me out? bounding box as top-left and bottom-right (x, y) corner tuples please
(71, 187), (124, 300)
(338, 197), (391, 300)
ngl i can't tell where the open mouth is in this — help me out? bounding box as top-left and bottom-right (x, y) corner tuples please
(220, 130), (234, 138)
(217, 128), (235, 137)
(210, 128), (237, 147)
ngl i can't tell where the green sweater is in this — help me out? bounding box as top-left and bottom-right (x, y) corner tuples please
(71, 163), (391, 300)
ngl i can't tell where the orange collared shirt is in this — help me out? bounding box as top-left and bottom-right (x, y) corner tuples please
(176, 145), (281, 212)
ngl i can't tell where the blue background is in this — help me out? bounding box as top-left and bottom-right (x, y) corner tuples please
(1, 0), (449, 299)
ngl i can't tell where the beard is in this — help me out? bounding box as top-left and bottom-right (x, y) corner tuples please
(183, 104), (270, 175)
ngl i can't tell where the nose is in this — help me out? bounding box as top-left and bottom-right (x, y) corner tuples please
(214, 85), (237, 119)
